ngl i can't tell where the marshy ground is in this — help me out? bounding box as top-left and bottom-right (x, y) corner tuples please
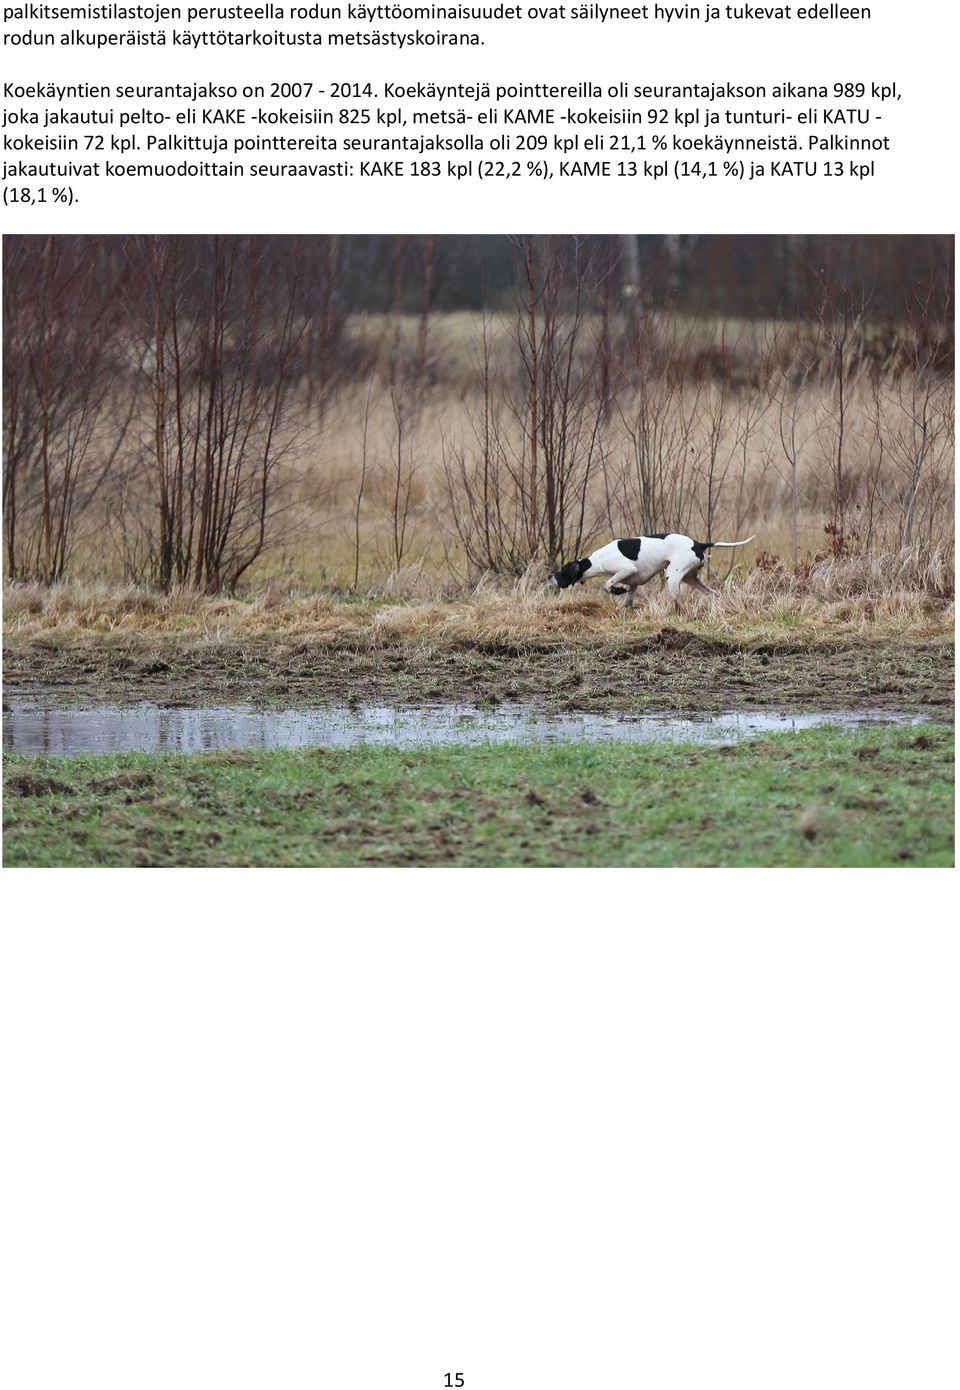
(4, 581), (953, 867)
(3, 578), (954, 715)
(5, 631), (951, 718)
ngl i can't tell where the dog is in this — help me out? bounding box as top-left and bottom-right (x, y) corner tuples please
(549, 533), (756, 606)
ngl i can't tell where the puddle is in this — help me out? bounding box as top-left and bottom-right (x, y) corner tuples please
(1, 692), (932, 757)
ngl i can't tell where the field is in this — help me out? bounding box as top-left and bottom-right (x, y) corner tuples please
(4, 569), (954, 711)
(4, 574), (954, 868)
(4, 240), (954, 868)
(4, 724), (954, 869)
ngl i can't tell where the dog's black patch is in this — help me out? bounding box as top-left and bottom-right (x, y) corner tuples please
(617, 538), (642, 561)
(646, 532), (669, 540)
(550, 556), (592, 589)
(691, 540), (709, 562)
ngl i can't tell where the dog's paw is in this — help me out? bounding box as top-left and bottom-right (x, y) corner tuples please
(608, 585), (628, 595)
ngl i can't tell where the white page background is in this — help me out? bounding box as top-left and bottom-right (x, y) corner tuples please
(3, 877), (957, 1388)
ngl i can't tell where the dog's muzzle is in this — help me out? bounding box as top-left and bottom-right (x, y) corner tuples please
(549, 575), (559, 588)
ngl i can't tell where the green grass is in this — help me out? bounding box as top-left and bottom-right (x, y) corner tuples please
(4, 725), (953, 868)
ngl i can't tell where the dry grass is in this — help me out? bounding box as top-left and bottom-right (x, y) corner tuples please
(23, 311), (953, 592)
(256, 357), (954, 590)
(4, 550), (953, 650)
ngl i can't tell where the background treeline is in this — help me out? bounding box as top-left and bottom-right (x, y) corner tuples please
(340, 234), (954, 318)
(2, 233), (954, 593)
(4, 232), (950, 318)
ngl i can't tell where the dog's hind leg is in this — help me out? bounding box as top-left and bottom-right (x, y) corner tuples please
(666, 559), (708, 603)
(683, 573), (718, 597)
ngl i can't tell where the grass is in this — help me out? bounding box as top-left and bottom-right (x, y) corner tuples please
(5, 573), (953, 715)
(4, 556), (954, 647)
(4, 724), (953, 868)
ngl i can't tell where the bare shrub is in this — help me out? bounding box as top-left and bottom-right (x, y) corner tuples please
(123, 235), (316, 593)
(3, 236), (131, 581)
(442, 237), (612, 575)
(442, 310), (524, 575)
(878, 289), (955, 550)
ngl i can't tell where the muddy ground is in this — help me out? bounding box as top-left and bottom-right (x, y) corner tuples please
(3, 629), (953, 716)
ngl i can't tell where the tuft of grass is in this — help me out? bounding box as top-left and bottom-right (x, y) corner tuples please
(4, 724), (953, 868)
(3, 556), (954, 650)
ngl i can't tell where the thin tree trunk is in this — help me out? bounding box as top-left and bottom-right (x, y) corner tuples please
(526, 236), (538, 556)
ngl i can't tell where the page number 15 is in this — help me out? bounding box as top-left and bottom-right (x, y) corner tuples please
(443, 1376), (464, 1387)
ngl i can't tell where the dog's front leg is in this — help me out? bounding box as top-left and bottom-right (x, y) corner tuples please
(603, 567), (636, 598)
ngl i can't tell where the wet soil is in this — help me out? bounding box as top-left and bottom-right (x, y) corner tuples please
(4, 629), (953, 716)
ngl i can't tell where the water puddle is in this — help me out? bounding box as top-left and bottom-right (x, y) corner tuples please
(2, 692), (931, 758)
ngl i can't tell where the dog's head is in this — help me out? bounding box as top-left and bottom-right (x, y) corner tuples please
(549, 557), (591, 589)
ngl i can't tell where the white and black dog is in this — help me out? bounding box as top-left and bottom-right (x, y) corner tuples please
(549, 533), (755, 606)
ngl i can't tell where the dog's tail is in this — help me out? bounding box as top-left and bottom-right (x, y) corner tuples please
(703, 535), (756, 549)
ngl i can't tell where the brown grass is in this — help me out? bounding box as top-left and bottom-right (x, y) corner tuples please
(4, 551), (953, 651)
(21, 311), (953, 591)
